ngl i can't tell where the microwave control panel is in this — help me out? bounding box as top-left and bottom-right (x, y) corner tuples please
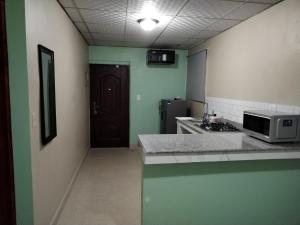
(276, 118), (297, 139)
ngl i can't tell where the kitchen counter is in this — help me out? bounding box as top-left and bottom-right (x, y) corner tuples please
(138, 119), (300, 164)
(140, 125), (300, 225)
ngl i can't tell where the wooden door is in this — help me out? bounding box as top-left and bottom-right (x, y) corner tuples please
(90, 64), (129, 148)
(0, 0), (16, 224)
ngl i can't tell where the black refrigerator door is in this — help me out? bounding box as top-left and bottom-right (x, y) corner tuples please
(160, 100), (187, 134)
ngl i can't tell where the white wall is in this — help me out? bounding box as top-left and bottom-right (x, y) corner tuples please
(25, 0), (89, 224)
(190, 0), (300, 107)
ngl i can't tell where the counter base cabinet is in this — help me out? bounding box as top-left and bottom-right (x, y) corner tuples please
(142, 159), (300, 225)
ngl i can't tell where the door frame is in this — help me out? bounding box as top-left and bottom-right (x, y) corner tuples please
(89, 64), (130, 148)
(0, 0), (16, 224)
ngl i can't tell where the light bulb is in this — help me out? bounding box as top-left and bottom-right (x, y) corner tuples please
(138, 18), (159, 31)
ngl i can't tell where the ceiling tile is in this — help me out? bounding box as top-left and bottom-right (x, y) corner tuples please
(65, 8), (82, 22)
(160, 27), (199, 39)
(92, 33), (125, 42)
(176, 45), (192, 49)
(93, 40), (126, 46)
(154, 37), (189, 49)
(164, 17), (217, 36)
(58, 0), (75, 8)
(179, 0), (243, 19)
(125, 34), (156, 43)
(206, 19), (241, 31)
(74, 22), (89, 32)
(93, 40), (150, 48)
(86, 39), (94, 45)
(246, 0), (281, 3)
(194, 30), (220, 39)
(185, 38), (206, 45)
(87, 23), (124, 34)
(81, 32), (93, 40)
(74, 0), (127, 11)
(58, 0), (279, 48)
(128, 0), (186, 16)
(151, 43), (179, 49)
(224, 3), (271, 20)
(80, 9), (126, 24)
(124, 42), (153, 48)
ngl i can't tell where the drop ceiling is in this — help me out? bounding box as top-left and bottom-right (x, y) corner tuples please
(58, 0), (281, 49)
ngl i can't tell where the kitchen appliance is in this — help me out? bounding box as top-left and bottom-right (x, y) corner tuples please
(243, 110), (300, 143)
(160, 99), (187, 134)
(147, 50), (175, 65)
(197, 119), (240, 132)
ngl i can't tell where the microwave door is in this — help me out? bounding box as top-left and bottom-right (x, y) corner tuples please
(243, 114), (270, 136)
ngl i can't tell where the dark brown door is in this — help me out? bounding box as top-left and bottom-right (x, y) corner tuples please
(90, 64), (129, 148)
(0, 0), (16, 224)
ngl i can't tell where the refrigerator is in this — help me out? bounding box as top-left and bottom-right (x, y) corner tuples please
(160, 99), (187, 134)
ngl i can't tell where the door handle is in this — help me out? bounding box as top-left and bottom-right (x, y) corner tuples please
(93, 101), (99, 115)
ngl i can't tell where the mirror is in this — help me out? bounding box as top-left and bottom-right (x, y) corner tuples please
(38, 45), (57, 145)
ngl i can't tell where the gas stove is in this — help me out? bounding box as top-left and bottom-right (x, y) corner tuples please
(196, 120), (240, 132)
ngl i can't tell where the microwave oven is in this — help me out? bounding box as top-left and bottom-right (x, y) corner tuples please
(243, 110), (300, 143)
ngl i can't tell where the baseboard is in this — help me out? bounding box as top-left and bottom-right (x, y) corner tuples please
(49, 147), (89, 225)
(130, 144), (138, 150)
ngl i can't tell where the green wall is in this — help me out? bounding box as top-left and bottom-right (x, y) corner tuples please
(89, 46), (188, 144)
(5, 0), (34, 224)
(142, 160), (300, 225)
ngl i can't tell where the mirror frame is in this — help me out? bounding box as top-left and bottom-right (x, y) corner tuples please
(38, 44), (57, 145)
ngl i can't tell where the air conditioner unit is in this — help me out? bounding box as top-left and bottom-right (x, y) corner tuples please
(147, 49), (175, 65)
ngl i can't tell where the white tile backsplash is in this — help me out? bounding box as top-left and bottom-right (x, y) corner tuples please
(206, 97), (300, 124)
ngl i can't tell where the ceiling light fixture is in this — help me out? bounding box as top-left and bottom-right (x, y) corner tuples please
(137, 18), (159, 31)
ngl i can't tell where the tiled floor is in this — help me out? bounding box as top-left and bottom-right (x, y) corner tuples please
(57, 148), (142, 225)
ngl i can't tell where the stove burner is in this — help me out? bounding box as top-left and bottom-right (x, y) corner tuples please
(198, 120), (239, 132)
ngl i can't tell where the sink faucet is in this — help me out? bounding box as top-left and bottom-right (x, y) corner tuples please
(203, 102), (215, 120)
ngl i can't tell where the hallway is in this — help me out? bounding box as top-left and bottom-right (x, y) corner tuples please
(57, 148), (141, 225)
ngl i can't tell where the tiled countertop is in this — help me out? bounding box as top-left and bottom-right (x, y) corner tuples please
(138, 119), (300, 164)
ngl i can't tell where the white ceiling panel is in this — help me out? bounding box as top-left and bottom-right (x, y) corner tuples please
(74, 22), (89, 32)
(159, 31), (195, 40)
(74, 0), (127, 11)
(185, 38), (206, 45)
(246, 0), (281, 3)
(58, 0), (281, 49)
(65, 8), (82, 22)
(58, 0), (75, 8)
(194, 30), (220, 39)
(125, 42), (153, 48)
(86, 39), (94, 45)
(87, 23), (124, 34)
(93, 40), (127, 46)
(179, 0), (243, 19)
(80, 9), (126, 24)
(152, 43), (179, 49)
(224, 3), (271, 20)
(155, 37), (188, 45)
(127, 0), (186, 16)
(154, 37), (192, 49)
(206, 19), (241, 31)
(93, 40), (151, 48)
(177, 45), (194, 49)
(165, 17), (217, 36)
(125, 34), (156, 43)
(92, 33), (125, 42)
(82, 32), (93, 40)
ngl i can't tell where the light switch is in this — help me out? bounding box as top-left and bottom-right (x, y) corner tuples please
(32, 112), (37, 128)
(137, 94), (141, 101)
